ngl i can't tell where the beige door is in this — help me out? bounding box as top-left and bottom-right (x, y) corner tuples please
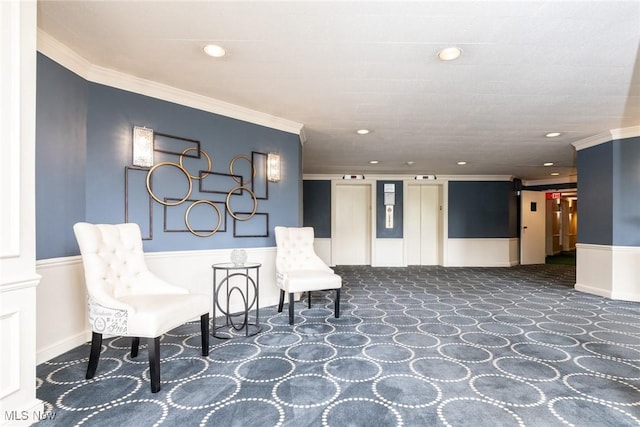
(332, 184), (371, 265)
(520, 190), (546, 264)
(406, 185), (440, 265)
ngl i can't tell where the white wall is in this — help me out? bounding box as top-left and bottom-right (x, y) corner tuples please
(36, 248), (280, 364)
(0, 2), (44, 423)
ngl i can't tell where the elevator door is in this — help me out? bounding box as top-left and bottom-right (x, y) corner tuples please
(406, 185), (440, 265)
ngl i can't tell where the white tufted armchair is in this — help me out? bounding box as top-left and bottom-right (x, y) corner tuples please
(274, 226), (342, 324)
(73, 222), (210, 393)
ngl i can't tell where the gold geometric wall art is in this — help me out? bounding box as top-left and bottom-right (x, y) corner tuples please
(124, 129), (271, 238)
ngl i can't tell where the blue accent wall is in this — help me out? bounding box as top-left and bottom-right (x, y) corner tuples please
(577, 142), (613, 245)
(36, 54), (87, 259)
(36, 54), (301, 259)
(376, 181), (403, 238)
(303, 180), (331, 238)
(448, 181), (517, 238)
(613, 137), (640, 246)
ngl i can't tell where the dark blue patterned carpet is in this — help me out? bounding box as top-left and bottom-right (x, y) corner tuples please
(36, 265), (640, 426)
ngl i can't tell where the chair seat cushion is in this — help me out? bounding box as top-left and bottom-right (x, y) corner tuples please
(119, 293), (210, 338)
(282, 270), (342, 293)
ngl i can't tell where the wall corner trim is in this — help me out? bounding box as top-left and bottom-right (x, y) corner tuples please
(36, 29), (304, 137)
(572, 125), (640, 151)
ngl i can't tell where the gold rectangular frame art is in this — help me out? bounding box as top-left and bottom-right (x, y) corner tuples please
(233, 212), (269, 238)
(199, 171), (244, 196)
(251, 151), (268, 200)
(124, 166), (153, 240)
(163, 197), (227, 234)
(153, 132), (201, 159)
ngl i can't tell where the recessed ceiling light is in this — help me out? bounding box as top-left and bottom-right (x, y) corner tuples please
(203, 44), (226, 58)
(356, 129), (370, 135)
(543, 162), (554, 167)
(406, 161), (414, 166)
(551, 172), (560, 176)
(457, 161), (467, 165)
(438, 47), (462, 61)
(545, 132), (561, 138)
(369, 160), (379, 164)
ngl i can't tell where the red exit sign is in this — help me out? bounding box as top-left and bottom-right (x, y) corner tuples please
(546, 192), (561, 200)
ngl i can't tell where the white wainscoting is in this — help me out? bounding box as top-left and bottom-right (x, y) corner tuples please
(575, 243), (640, 302)
(445, 238), (519, 267)
(35, 257), (87, 365)
(373, 239), (405, 267)
(314, 238), (332, 266)
(35, 247), (279, 364)
(0, 276), (43, 425)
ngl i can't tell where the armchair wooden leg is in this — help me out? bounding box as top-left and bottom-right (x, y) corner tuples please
(308, 291), (312, 309)
(335, 288), (341, 318)
(148, 337), (161, 393)
(131, 337), (140, 358)
(277, 290), (285, 312)
(86, 332), (102, 379)
(200, 313), (210, 357)
(289, 292), (295, 325)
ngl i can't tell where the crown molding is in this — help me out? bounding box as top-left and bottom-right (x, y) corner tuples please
(610, 125), (640, 141)
(572, 125), (640, 151)
(36, 30), (304, 138)
(37, 29), (91, 79)
(299, 126), (308, 145)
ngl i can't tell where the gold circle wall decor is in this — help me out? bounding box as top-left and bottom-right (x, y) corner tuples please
(179, 147), (212, 180)
(229, 155), (256, 185)
(184, 200), (222, 237)
(145, 162), (193, 206)
(225, 186), (257, 221)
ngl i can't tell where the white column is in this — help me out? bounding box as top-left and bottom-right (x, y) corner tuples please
(0, 1), (44, 424)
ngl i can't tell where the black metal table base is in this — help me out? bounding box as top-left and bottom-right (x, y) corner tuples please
(212, 262), (261, 339)
(212, 323), (262, 339)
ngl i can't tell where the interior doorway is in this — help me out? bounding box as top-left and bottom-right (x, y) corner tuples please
(545, 191), (578, 265)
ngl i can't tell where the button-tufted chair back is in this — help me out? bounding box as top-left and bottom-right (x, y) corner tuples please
(274, 226), (341, 324)
(74, 222), (183, 300)
(274, 226), (331, 273)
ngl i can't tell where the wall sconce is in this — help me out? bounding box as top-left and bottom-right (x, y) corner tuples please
(132, 126), (154, 167)
(267, 152), (281, 182)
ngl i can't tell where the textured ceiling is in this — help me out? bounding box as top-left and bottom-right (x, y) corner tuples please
(37, 1), (640, 181)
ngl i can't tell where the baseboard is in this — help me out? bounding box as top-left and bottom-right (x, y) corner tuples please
(36, 330), (91, 365)
(574, 283), (612, 299)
